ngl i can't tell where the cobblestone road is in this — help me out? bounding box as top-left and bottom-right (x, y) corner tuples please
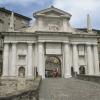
(39, 78), (100, 100)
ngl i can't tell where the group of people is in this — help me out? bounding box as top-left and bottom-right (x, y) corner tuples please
(52, 68), (59, 78)
(45, 67), (60, 78)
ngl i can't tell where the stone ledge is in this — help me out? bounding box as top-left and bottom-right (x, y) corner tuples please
(0, 76), (42, 100)
(76, 74), (100, 84)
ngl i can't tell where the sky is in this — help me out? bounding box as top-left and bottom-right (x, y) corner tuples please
(0, 0), (100, 29)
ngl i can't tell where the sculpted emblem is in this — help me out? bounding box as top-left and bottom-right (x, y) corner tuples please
(48, 24), (59, 31)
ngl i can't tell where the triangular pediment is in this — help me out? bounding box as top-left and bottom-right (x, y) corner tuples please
(33, 6), (71, 18)
(41, 10), (64, 16)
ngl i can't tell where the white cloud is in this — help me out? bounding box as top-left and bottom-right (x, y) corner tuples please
(53, 0), (100, 28)
(0, 0), (100, 29)
(0, 0), (36, 6)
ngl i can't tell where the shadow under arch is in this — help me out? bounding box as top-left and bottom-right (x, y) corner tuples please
(45, 56), (61, 78)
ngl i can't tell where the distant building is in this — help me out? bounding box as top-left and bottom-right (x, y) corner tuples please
(0, 7), (31, 32)
(1, 6), (100, 79)
(0, 7), (31, 76)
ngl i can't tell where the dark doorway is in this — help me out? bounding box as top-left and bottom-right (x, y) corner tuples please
(18, 67), (25, 78)
(45, 56), (61, 78)
(79, 66), (85, 74)
(71, 67), (75, 76)
(0, 62), (3, 77)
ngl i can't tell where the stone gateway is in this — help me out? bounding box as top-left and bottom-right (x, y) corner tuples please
(2, 6), (100, 79)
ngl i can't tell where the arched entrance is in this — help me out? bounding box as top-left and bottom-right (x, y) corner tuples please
(45, 56), (61, 78)
(79, 66), (85, 74)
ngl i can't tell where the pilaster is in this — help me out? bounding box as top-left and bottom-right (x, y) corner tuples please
(93, 44), (100, 75)
(3, 43), (9, 76)
(38, 42), (45, 78)
(72, 43), (79, 74)
(87, 44), (94, 75)
(10, 43), (17, 76)
(27, 43), (33, 78)
(63, 42), (71, 78)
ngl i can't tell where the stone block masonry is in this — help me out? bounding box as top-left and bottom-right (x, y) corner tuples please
(0, 76), (42, 100)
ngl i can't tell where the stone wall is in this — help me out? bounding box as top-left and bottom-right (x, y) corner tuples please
(0, 76), (42, 100)
(76, 74), (100, 84)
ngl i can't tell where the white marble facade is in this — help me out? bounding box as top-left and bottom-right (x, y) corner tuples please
(2, 6), (100, 79)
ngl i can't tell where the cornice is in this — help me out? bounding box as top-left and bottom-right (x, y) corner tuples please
(1, 31), (99, 38)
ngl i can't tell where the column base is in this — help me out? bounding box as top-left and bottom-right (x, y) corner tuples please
(1, 76), (18, 80)
(64, 74), (72, 78)
(26, 76), (34, 80)
(88, 73), (94, 75)
(38, 74), (45, 79)
(92, 73), (100, 76)
(42, 76), (45, 79)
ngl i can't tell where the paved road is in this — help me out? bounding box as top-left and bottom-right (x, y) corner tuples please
(39, 78), (100, 100)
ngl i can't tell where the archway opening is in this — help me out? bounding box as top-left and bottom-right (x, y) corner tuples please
(45, 56), (61, 78)
(18, 66), (25, 78)
(79, 66), (85, 75)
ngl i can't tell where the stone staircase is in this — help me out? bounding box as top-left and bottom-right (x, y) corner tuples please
(39, 78), (100, 100)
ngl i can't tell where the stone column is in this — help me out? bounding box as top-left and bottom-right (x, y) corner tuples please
(63, 43), (71, 78)
(34, 43), (38, 69)
(27, 43), (33, 78)
(38, 42), (45, 78)
(87, 44), (94, 75)
(73, 43), (79, 74)
(34, 43), (37, 78)
(3, 43), (9, 76)
(93, 44), (99, 75)
(10, 43), (17, 76)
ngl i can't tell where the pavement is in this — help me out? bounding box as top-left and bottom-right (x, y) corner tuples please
(39, 78), (100, 100)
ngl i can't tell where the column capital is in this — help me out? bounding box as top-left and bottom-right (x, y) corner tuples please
(38, 41), (44, 43)
(86, 43), (92, 46)
(27, 41), (35, 44)
(12, 43), (17, 45)
(4, 42), (9, 45)
(63, 42), (69, 45)
(72, 43), (78, 45)
(28, 43), (33, 46)
(38, 42), (44, 45)
(4, 42), (18, 44)
(12, 41), (18, 44)
(93, 43), (98, 47)
(4, 43), (9, 47)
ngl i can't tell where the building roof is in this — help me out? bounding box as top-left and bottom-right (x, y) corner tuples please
(0, 7), (32, 21)
(33, 6), (71, 18)
(76, 28), (100, 33)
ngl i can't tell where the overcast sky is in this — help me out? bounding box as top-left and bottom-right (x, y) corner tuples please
(0, 0), (100, 29)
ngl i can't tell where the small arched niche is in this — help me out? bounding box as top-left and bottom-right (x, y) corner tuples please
(18, 66), (25, 78)
(79, 66), (85, 75)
